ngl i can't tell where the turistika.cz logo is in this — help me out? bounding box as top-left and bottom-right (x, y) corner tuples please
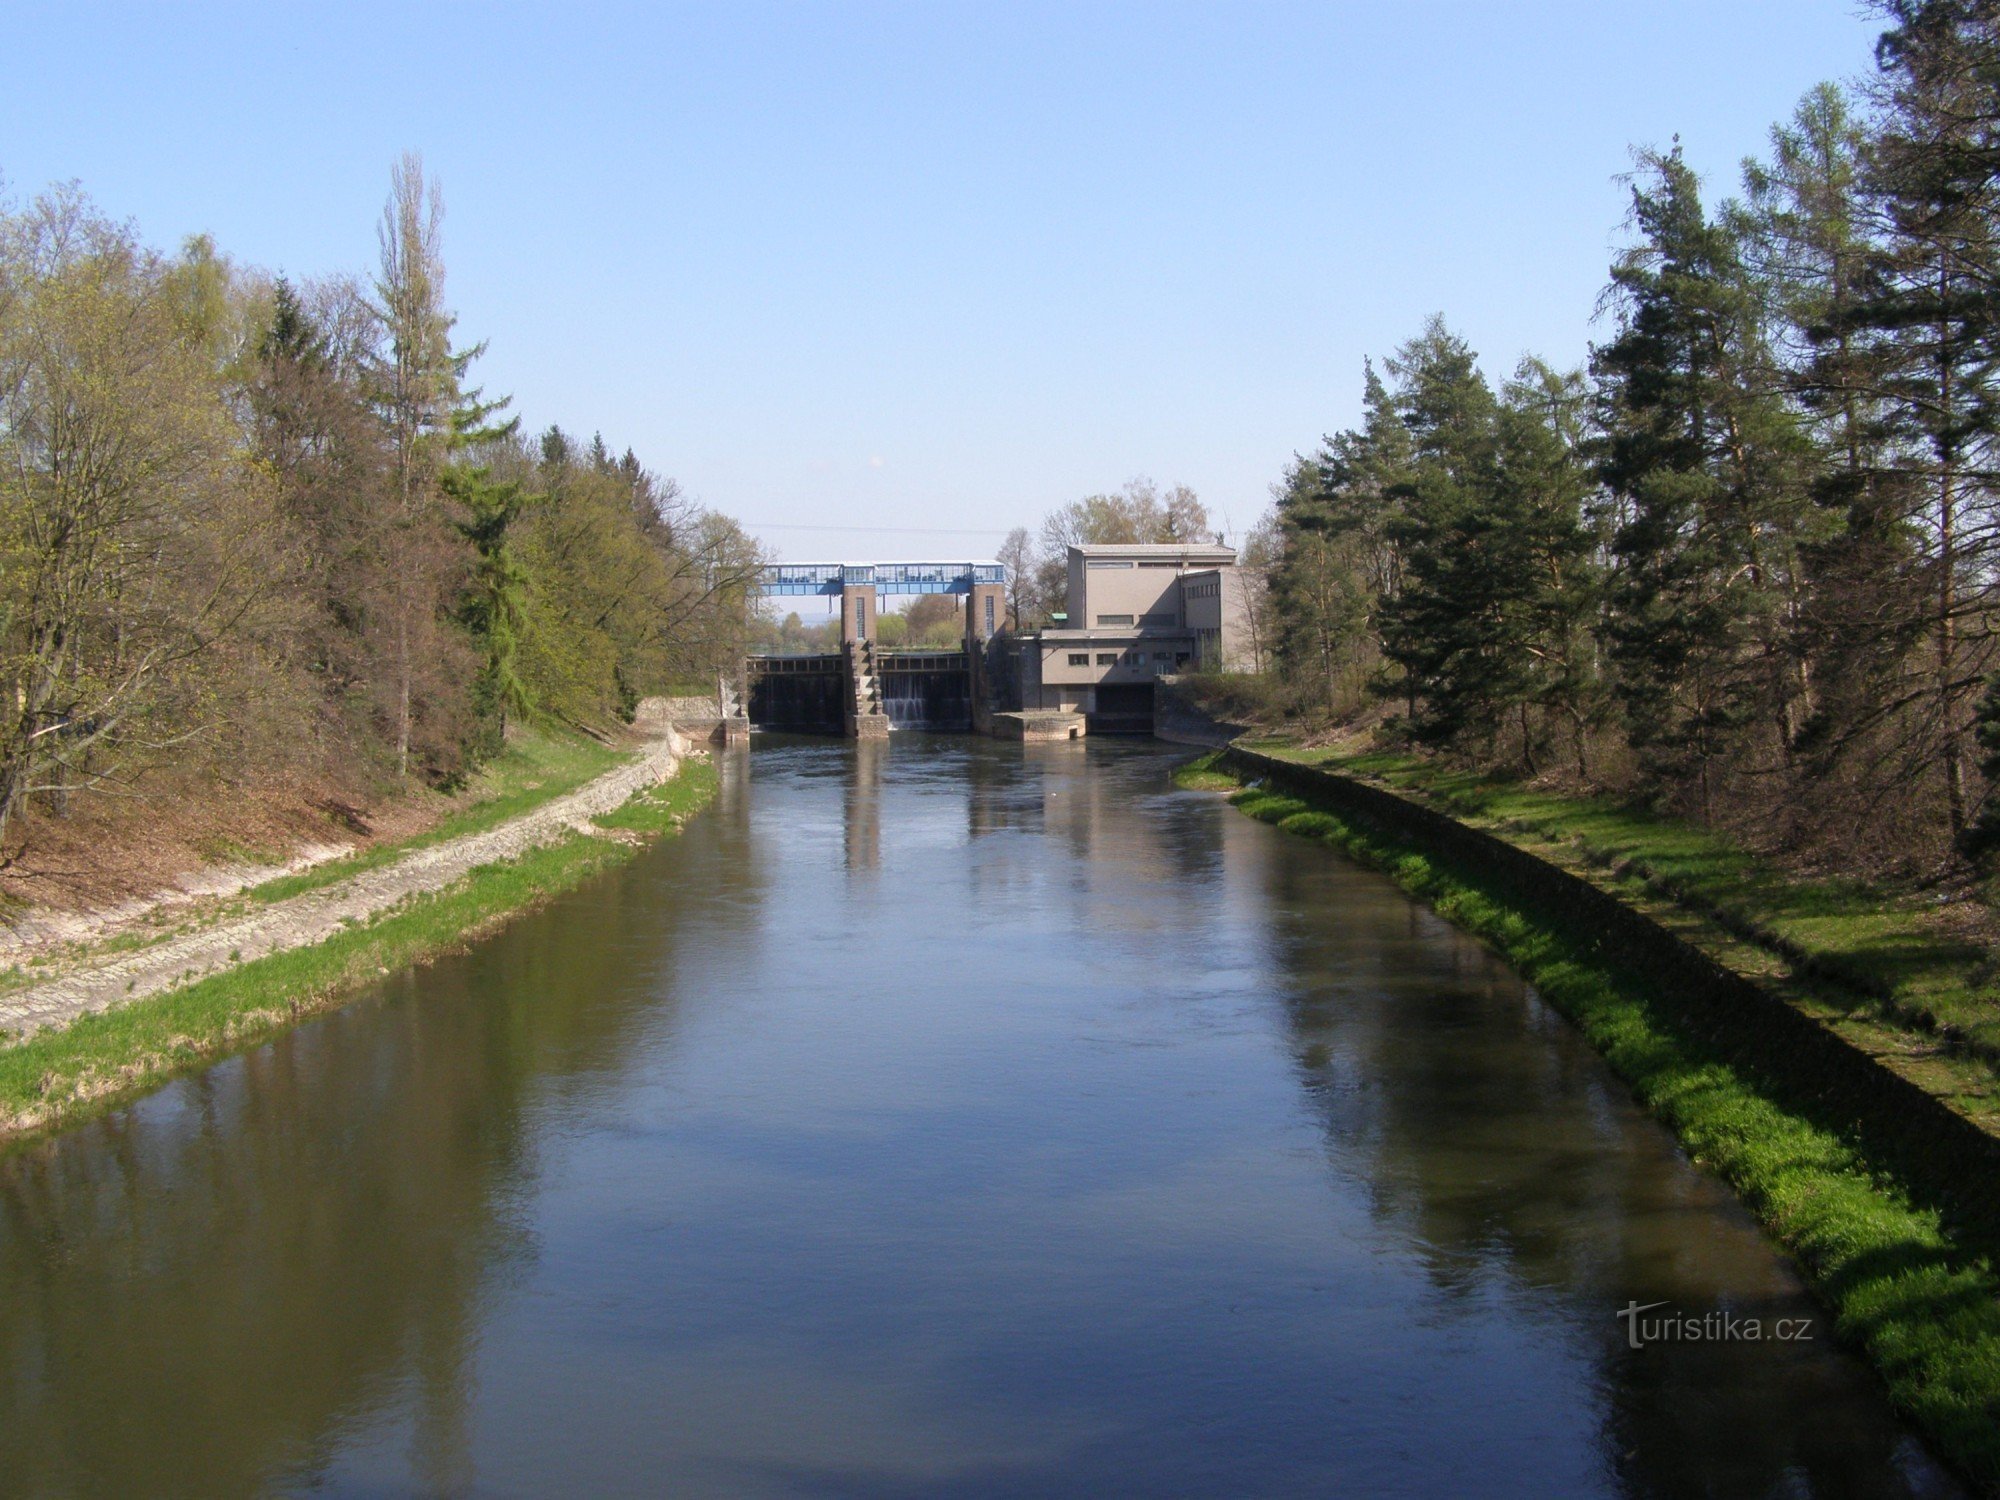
(1617, 1301), (1815, 1350)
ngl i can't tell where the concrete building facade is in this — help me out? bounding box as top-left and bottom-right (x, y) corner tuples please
(1018, 542), (1250, 730)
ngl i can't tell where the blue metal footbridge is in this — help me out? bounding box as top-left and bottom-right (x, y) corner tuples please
(758, 561), (1006, 597)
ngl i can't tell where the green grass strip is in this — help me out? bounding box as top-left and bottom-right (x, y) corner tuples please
(0, 757), (717, 1146)
(1244, 740), (2000, 1057)
(1182, 753), (2000, 1491)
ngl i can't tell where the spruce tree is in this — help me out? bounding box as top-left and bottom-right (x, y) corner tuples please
(447, 464), (533, 756)
(1375, 319), (1511, 747)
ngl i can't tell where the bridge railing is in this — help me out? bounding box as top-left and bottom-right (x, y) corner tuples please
(757, 561), (1006, 597)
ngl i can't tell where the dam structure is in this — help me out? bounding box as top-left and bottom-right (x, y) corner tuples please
(737, 546), (1255, 740)
(744, 563), (1009, 739)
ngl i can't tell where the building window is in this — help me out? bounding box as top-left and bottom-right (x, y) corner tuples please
(1096, 613), (1133, 626)
(1139, 612), (1176, 626)
(1097, 653), (1119, 666)
(985, 597), (996, 633)
(1154, 651), (1174, 662)
(1086, 560), (1135, 569)
(1068, 653), (1090, 666)
(1175, 652), (1191, 665)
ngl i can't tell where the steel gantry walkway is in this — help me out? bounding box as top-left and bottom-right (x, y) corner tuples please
(757, 561), (1007, 597)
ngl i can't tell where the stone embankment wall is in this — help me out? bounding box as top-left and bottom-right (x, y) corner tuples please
(1219, 745), (2000, 1245)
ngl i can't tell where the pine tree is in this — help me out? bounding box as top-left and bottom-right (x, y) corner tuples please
(1364, 324), (1601, 769)
(1840, 0), (2000, 842)
(1737, 83), (1910, 779)
(1594, 147), (1811, 818)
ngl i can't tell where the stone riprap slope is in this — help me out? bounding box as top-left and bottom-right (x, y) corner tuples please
(0, 728), (684, 1041)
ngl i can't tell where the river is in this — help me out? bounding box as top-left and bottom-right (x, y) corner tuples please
(0, 737), (1961, 1498)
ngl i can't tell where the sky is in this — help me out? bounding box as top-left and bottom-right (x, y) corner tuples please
(5, 1), (1885, 581)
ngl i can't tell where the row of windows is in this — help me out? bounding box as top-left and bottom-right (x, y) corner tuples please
(1064, 650), (1192, 669)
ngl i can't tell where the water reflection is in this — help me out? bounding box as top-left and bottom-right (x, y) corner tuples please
(0, 739), (1958, 1498)
(846, 736), (884, 873)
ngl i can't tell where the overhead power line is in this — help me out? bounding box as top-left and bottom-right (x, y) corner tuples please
(741, 521), (1014, 536)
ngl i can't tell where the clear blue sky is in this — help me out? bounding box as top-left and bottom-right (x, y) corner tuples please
(6, 2), (1881, 566)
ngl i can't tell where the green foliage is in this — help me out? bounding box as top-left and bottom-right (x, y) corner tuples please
(1250, 13), (2000, 875)
(1376, 321), (1600, 767)
(0, 158), (759, 866)
(446, 461), (533, 757)
(1269, 364), (1411, 714)
(503, 425), (760, 730)
(1593, 147), (1817, 814)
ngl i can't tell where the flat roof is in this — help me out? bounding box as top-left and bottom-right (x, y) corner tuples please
(1069, 542), (1235, 561)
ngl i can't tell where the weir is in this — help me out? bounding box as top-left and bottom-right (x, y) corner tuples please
(737, 539), (1254, 740)
(744, 561), (1007, 738)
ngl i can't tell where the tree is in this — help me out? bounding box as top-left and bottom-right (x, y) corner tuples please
(1032, 477), (1214, 612)
(1838, 1), (2000, 841)
(1237, 511), (1282, 673)
(1737, 82), (1913, 790)
(368, 152), (506, 780)
(1375, 318), (1517, 750)
(901, 591), (961, 644)
(1593, 147), (1813, 817)
(1495, 358), (1605, 775)
(250, 274), (403, 770)
(1270, 363), (1412, 714)
(447, 462), (532, 757)
(997, 526), (1037, 627)
(0, 188), (280, 841)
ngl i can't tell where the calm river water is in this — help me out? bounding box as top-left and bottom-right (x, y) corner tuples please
(0, 738), (1963, 1498)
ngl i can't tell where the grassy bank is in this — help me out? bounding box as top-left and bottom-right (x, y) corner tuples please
(0, 729), (631, 998)
(1181, 750), (2000, 1490)
(246, 727), (627, 904)
(1243, 740), (2000, 1062)
(0, 756), (716, 1145)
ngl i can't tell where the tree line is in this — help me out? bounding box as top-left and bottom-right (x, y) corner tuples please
(996, 477), (1276, 631)
(0, 153), (759, 854)
(1263, 0), (2000, 873)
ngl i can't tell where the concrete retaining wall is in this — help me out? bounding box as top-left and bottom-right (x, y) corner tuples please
(1218, 745), (2000, 1248)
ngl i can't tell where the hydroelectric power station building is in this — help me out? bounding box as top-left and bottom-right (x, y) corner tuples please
(736, 542), (1252, 738)
(1016, 542), (1252, 732)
